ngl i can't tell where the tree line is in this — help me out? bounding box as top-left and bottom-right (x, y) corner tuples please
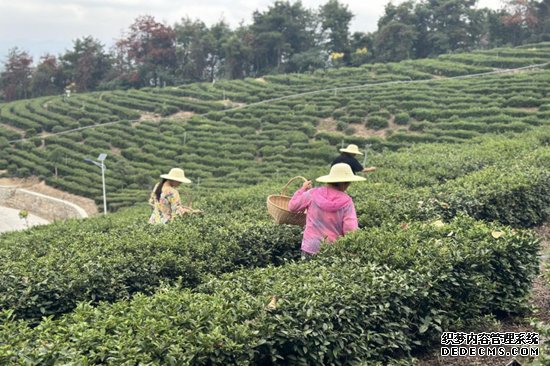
(1, 0), (549, 102)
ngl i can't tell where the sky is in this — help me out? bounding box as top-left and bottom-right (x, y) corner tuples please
(0, 0), (503, 63)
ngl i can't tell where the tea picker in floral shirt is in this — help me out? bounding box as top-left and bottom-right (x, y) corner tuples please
(149, 168), (195, 224)
(288, 163), (366, 255)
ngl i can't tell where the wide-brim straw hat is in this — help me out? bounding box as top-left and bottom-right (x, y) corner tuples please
(160, 168), (192, 184)
(339, 144), (363, 155)
(316, 163), (366, 183)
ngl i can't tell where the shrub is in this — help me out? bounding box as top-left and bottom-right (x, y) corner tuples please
(432, 165), (550, 227)
(0, 217), (538, 365)
(0, 212), (301, 322)
(394, 112), (411, 125)
(366, 116), (389, 130)
(344, 126), (356, 135)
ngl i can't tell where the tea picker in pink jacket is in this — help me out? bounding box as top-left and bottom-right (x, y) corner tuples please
(288, 163), (366, 255)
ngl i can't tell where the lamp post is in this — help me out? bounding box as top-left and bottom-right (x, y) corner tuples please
(84, 153), (107, 215)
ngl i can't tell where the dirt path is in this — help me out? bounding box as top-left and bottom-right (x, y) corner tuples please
(416, 225), (550, 365)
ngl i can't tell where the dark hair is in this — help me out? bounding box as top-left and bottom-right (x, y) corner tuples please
(328, 182), (351, 190)
(154, 179), (168, 201)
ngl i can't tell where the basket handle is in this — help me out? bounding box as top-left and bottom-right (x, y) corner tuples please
(281, 176), (307, 196)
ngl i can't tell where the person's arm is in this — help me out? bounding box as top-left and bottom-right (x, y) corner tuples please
(361, 166), (377, 173)
(163, 188), (185, 216)
(351, 158), (364, 174)
(288, 180), (313, 212)
(342, 203), (359, 234)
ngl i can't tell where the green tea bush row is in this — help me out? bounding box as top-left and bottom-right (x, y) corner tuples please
(0, 211), (301, 322)
(432, 165), (550, 227)
(0, 105), (41, 131)
(0, 217), (538, 365)
(77, 95), (141, 120)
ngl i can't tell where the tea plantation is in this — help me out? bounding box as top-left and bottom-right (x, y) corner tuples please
(1, 43), (550, 364)
(2, 43), (550, 210)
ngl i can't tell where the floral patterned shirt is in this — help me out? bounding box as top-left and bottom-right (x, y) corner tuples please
(148, 184), (189, 224)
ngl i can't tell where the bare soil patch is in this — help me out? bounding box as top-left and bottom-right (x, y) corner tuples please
(139, 111), (196, 123)
(110, 146), (121, 156)
(317, 116), (414, 139)
(318, 117), (338, 132)
(139, 112), (162, 122)
(168, 111), (195, 119)
(221, 99), (246, 108)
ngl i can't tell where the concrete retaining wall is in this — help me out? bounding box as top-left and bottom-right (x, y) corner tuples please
(0, 186), (87, 221)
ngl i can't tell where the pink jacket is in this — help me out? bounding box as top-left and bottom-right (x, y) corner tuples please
(288, 186), (359, 254)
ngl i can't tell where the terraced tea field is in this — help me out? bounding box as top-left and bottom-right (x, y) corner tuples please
(1, 43), (550, 212)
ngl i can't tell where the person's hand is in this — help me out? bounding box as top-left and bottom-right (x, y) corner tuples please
(364, 166), (377, 173)
(302, 180), (313, 190)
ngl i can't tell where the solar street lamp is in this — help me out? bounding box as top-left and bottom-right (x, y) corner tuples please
(84, 153), (107, 215)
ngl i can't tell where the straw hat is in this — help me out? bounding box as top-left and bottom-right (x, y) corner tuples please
(339, 144), (363, 155)
(160, 168), (192, 184)
(316, 163), (366, 183)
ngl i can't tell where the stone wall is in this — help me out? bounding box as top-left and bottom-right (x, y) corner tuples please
(0, 187), (12, 202)
(0, 186), (87, 221)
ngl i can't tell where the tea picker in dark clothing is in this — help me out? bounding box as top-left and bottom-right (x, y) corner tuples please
(331, 144), (377, 174)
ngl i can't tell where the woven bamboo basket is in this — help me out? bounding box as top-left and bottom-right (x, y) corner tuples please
(267, 176), (307, 227)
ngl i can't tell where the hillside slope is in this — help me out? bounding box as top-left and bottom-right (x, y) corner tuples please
(1, 43), (550, 211)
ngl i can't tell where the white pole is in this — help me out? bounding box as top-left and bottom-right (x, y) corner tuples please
(101, 162), (107, 215)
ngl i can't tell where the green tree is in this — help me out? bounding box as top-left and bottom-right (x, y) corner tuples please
(31, 55), (65, 97)
(0, 47), (33, 101)
(61, 36), (112, 92)
(319, 0), (354, 60)
(222, 26), (254, 79)
(250, 1), (317, 74)
(373, 0), (487, 61)
(418, 0), (486, 55)
(373, 1), (418, 61)
(497, 0), (550, 44)
(114, 15), (177, 87)
(349, 32), (374, 65)
(175, 18), (230, 82)
(175, 18), (211, 82)
(375, 21), (417, 62)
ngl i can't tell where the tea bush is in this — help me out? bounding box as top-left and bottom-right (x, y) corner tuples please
(0, 210), (301, 322)
(0, 217), (538, 365)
